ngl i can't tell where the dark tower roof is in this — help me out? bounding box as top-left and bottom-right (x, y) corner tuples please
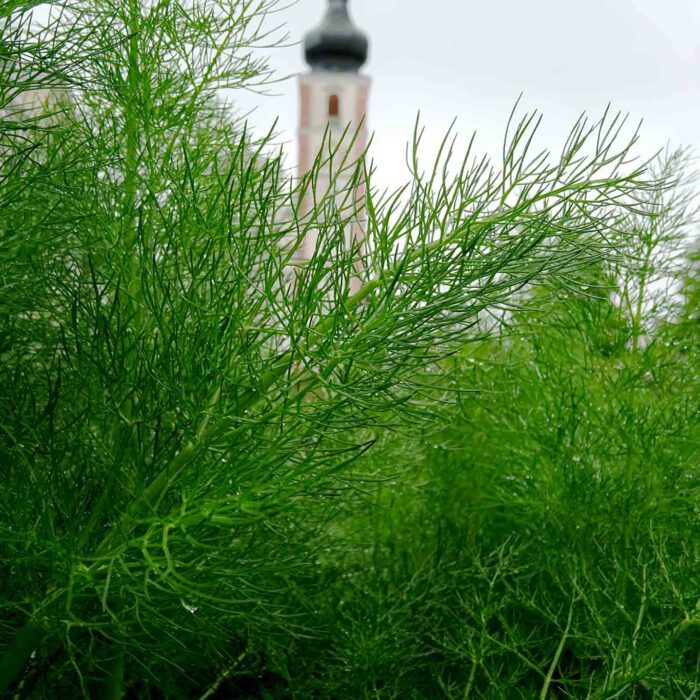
(304, 0), (369, 73)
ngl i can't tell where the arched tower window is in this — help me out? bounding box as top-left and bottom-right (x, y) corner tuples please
(328, 94), (339, 118)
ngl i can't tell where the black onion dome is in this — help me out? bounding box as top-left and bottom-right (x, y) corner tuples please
(304, 0), (369, 72)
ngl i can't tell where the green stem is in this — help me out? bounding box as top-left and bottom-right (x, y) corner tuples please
(0, 620), (45, 694)
(123, 0), (146, 331)
(0, 8), (145, 688)
(99, 651), (125, 700)
(539, 599), (574, 700)
(123, 0), (140, 249)
(632, 238), (653, 352)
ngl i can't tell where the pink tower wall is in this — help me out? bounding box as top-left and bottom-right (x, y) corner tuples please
(297, 72), (371, 272)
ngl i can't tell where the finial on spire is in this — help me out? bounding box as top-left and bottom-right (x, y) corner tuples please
(304, 0), (369, 73)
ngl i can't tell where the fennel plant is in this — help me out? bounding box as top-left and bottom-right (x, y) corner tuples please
(0, 1), (682, 697)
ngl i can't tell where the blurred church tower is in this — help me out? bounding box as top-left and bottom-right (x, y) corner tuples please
(296, 0), (370, 274)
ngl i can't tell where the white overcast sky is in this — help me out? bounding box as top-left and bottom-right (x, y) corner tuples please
(231, 0), (700, 193)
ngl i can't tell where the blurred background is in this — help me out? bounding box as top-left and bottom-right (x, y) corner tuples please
(232, 0), (700, 193)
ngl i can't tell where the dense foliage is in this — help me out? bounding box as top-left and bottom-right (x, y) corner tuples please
(1, 1), (698, 697)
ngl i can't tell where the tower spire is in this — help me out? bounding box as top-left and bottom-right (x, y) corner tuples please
(297, 0), (371, 283)
(304, 0), (369, 72)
